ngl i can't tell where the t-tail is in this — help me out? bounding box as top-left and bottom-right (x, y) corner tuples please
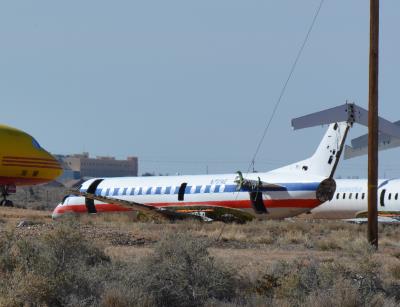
(277, 102), (400, 180)
(270, 122), (350, 179)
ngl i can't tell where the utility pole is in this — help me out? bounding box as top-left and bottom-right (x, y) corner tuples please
(368, 0), (379, 248)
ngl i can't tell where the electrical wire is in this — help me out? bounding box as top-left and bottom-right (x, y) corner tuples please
(247, 0), (325, 174)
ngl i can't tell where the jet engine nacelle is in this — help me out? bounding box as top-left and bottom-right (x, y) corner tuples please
(316, 178), (336, 202)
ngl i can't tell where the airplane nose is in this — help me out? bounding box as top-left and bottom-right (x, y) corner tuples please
(52, 204), (62, 219)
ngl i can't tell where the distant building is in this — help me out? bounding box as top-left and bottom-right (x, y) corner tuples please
(55, 152), (138, 178)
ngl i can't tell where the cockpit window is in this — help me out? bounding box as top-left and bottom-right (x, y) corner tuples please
(32, 138), (42, 150)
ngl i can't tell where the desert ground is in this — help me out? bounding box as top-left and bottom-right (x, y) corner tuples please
(1, 187), (400, 306)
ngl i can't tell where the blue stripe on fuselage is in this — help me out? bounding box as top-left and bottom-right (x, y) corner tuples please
(81, 182), (319, 195)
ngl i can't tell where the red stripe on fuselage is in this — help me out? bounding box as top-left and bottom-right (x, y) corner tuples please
(2, 163), (62, 170)
(55, 203), (133, 214)
(3, 156), (57, 162)
(54, 199), (321, 215)
(3, 160), (60, 166)
(0, 176), (56, 185)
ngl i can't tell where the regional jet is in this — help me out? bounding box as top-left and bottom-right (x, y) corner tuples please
(53, 122), (345, 221)
(52, 103), (400, 222)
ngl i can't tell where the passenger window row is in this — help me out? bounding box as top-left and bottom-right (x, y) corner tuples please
(335, 192), (366, 200)
(335, 191), (399, 201)
(95, 184), (229, 197)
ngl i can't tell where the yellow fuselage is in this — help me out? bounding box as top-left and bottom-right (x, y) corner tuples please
(0, 125), (62, 186)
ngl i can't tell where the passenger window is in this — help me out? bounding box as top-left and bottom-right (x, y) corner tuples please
(362, 193), (365, 200)
(343, 193), (346, 199)
(355, 193), (358, 200)
(389, 193), (392, 200)
(336, 193), (339, 200)
(396, 193), (399, 201)
(349, 193), (352, 200)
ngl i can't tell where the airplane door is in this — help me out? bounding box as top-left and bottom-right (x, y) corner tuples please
(249, 191), (267, 214)
(380, 189), (386, 207)
(178, 183), (187, 201)
(85, 178), (104, 213)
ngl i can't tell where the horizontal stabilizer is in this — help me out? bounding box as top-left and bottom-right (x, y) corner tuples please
(292, 103), (400, 140)
(291, 103), (363, 130)
(344, 120), (400, 159)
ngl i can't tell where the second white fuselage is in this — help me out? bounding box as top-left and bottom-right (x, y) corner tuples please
(311, 179), (400, 218)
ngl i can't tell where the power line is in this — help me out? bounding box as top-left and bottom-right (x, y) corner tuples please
(247, 0), (325, 173)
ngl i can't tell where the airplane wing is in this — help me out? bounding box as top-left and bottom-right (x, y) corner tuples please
(70, 190), (158, 212)
(354, 210), (400, 219)
(342, 211), (400, 224)
(160, 205), (254, 223)
(69, 189), (254, 223)
(69, 189), (168, 219)
(344, 216), (400, 224)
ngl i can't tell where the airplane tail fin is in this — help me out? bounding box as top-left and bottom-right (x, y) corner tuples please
(270, 102), (400, 178)
(302, 122), (349, 177)
(270, 122), (349, 178)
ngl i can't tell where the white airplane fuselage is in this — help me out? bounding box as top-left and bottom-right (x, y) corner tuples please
(53, 172), (327, 219)
(52, 122), (349, 221)
(311, 179), (400, 218)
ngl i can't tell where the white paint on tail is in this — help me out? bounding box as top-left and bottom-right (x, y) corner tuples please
(269, 122), (348, 178)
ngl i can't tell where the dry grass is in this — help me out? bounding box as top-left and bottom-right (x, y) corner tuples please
(2, 207), (400, 306)
(0, 207), (51, 219)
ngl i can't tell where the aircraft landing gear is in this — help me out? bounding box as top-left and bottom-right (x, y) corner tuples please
(0, 186), (13, 207)
(0, 199), (13, 207)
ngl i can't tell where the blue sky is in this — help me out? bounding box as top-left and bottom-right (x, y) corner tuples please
(1, 1), (399, 177)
